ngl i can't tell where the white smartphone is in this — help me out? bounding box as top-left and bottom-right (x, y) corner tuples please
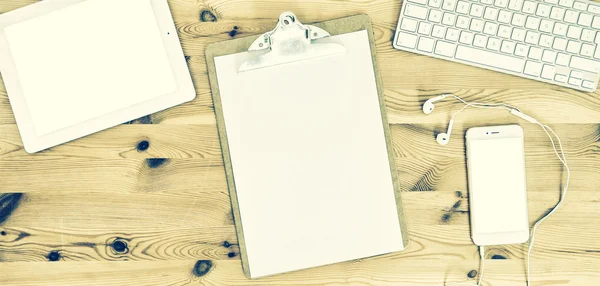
(466, 125), (530, 246)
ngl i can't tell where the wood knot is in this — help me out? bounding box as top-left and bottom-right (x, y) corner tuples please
(441, 213), (452, 223)
(136, 140), (150, 152)
(467, 270), (478, 278)
(222, 241), (231, 248)
(0, 193), (24, 224)
(146, 158), (168, 169)
(229, 26), (239, 37)
(491, 254), (507, 259)
(48, 251), (61, 262)
(112, 239), (129, 253)
(0, 230), (6, 236)
(227, 252), (236, 258)
(192, 260), (213, 277)
(455, 191), (464, 198)
(200, 10), (217, 22)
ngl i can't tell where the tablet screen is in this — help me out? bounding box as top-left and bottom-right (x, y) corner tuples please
(4, 0), (177, 136)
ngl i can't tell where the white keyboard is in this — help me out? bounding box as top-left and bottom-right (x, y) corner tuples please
(394, 0), (600, 92)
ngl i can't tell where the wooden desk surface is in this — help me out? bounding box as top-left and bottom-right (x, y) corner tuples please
(0, 1), (599, 285)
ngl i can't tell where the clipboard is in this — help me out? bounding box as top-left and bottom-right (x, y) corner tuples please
(206, 12), (410, 278)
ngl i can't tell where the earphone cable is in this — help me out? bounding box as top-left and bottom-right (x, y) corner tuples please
(440, 95), (570, 286)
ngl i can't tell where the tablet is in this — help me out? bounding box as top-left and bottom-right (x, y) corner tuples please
(0, 0), (195, 153)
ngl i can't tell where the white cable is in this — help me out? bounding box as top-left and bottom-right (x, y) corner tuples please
(526, 124), (570, 286)
(441, 95), (570, 286)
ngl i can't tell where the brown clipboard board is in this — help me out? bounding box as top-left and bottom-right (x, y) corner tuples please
(205, 13), (410, 278)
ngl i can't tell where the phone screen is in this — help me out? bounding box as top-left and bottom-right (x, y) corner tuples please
(468, 136), (529, 235)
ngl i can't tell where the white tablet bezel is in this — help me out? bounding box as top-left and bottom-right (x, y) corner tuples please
(0, 0), (195, 153)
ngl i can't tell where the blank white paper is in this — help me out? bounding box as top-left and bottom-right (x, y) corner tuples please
(215, 30), (404, 278)
(4, 0), (177, 136)
(469, 137), (529, 234)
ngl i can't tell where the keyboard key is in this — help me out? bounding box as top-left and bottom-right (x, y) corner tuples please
(508, 0), (524, 11)
(564, 10), (579, 23)
(541, 64), (555, 79)
(471, 4), (484, 17)
(457, 16), (471, 28)
(536, 4), (551, 17)
(442, 0), (458, 11)
(553, 37), (568, 50)
(482, 0), (494, 4)
(512, 13), (526, 26)
(582, 80), (596, 88)
(418, 22), (433, 35)
(595, 46), (600, 58)
(542, 50), (557, 62)
(581, 29), (596, 42)
(567, 40), (582, 53)
(401, 18), (419, 32)
(432, 25), (447, 38)
(524, 61), (543, 76)
(581, 43), (595, 57)
(498, 25), (513, 38)
(570, 70), (584, 78)
(550, 7), (566, 20)
(545, 0), (558, 5)
(578, 13), (593, 26)
(511, 28), (526, 41)
(470, 19), (485, 32)
(555, 73), (568, 82)
(593, 16), (600, 29)
(435, 40), (456, 56)
(495, 0), (508, 8)
(540, 19), (555, 33)
(522, 1), (537, 14)
(405, 4), (429, 20)
(570, 55), (600, 73)
(446, 28), (460, 41)
(589, 5), (600, 14)
(556, 53), (571, 65)
(553, 23), (568, 36)
(484, 22), (499, 35)
(574, 2), (588, 11)
(408, 0), (428, 4)
(397, 32), (418, 48)
(498, 10), (513, 23)
(525, 16), (541, 29)
(525, 31), (540, 44)
(567, 26), (583, 39)
(457, 1), (471, 14)
(474, 34), (488, 47)
(442, 13), (457, 26)
(418, 37), (436, 52)
(540, 34), (554, 47)
(429, 0), (443, 8)
(501, 40), (517, 53)
(515, 43), (529, 56)
(559, 0), (574, 8)
(488, 37), (502, 50)
(459, 31), (475, 44)
(528, 46), (543, 60)
(429, 10), (443, 22)
(456, 45), (526, 72)
(568, 77), (583, 85)
(484, 7), (500, 20)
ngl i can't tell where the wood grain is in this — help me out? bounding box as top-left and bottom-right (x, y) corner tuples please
(1, 0), (599, 285)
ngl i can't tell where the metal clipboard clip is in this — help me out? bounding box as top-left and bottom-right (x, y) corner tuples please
(239, 12), (346, 72)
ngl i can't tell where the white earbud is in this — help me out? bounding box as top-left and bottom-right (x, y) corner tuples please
(422, 93), (451, 114)
(436, 118), (454, 145)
